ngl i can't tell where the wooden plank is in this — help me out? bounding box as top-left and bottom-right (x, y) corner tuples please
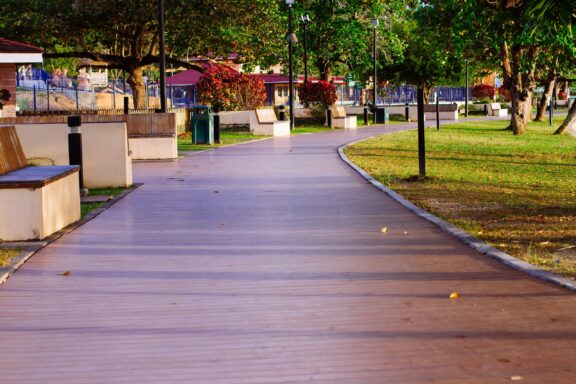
(0, 125), (28, 174)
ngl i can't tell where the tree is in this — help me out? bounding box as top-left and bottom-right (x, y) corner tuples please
(451, 0), (576, 135)
(380, 2), (466, 104)
(196, 66), (266, 111)
(0, 0), (284, 109)
(298, 80), (337, 109)
(289, 0), (405, 81)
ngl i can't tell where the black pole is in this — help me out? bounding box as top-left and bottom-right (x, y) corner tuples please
(288, 4), (295, 131)
(417, 88), (426, 179)
(158, 0), (167, 113)
(465, 59), (469, 117)
(303, 21), (308, 84)
(436, 92), (440, 131)
(67, 115), (85, 192)
(363, 104), (368, 125)
(327, 108), (333, 128)
(213, 105), (221, 144)
(405, 102), (409, 122)
(124, 96), (129, 114)
(373, 24), (377, 124)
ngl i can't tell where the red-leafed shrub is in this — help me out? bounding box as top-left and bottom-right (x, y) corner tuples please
(497, 85), (511, 102)
(298, 80), (338, 109)
(197, 66), (266, 111)
(558, 90), (567, 100)
(471, 84), (495, 99)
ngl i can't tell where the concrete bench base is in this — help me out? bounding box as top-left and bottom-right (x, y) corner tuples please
(0, 168), (80, 241)
(249, 112), (290, 136)
(129, 136), (177, 160)
(333, 116), (357, 129)
(424, 111), (459, 120)
(491, 109), (508, 117)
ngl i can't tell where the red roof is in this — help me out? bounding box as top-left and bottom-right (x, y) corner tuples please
(166, 63), (238, 86)
(0, 38), (43, 54)
(252, 74), (346, 84)
(166, 69), (204, 86)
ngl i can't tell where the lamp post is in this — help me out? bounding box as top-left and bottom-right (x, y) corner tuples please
(287, 0), (296, 131)
(299, 14), (310, 84)
(158, 0), (167, 113)
(372, 18), (379, 123)
(464, 58), (469, 118)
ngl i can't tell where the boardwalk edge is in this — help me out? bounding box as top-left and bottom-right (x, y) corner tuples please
(338, 138), (576, 293)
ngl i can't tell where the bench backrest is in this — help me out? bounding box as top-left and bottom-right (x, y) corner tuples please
(331, 106), (347, 118)
(490, 102), (502, 110)
(0, 126), (28, 175)
(256, 109), (278, 124)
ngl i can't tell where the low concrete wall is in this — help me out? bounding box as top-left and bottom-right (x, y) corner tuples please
(129, 137), (177, 160)
(3, 122), (132, 188)
(219, 111), (251, 126)
(0, 172), (80, 240)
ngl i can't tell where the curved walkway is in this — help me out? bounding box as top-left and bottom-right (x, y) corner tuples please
(1, 124), (575, 383)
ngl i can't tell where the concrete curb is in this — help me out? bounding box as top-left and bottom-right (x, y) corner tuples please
(0, 183), (141, 287)
(338, 137), (576, 292)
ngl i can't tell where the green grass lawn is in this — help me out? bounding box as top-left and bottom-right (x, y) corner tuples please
(345, 117), (576, 277)
(178, 130), (268, 152)
(0, 248), (21, 268)
(81, 187), (128, 218)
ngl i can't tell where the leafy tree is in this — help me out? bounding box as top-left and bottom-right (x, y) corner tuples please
(196, 66), (266, 111)
(380, 2), (466, 104)
(289, 0), (405, 81)
(0, 0), (284, 109)
(451, 0), (576, 135)
(298, 81), (337, 109)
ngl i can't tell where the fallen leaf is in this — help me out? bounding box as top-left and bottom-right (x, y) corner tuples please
(403, 231), (409, 236)
(510, 376), (523, 381)
(381, 227), (388, 233)
(61, 270), (71, 276)
(539, 241), (550, 246)
(213, 190), (219, 194)
(449, 292), (459, 299)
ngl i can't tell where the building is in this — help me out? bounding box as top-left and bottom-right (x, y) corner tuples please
(0, 38), (43, 117)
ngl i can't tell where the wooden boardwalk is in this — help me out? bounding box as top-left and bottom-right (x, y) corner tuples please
(1, 124), (575, 383)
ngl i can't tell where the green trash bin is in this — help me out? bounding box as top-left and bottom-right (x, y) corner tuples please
(375, 107), (389, 124)
(190, 106), (214, 144)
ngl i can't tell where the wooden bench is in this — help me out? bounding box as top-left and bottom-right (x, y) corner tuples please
(249, 108), (290, 136)
(330, 106), (357, 129)
(0, 126), (80, 241)
(488, 102), (508, 117)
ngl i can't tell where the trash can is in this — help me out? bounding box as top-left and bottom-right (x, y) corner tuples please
(190, 106), (214, 144)
(375, 107), (389, 124)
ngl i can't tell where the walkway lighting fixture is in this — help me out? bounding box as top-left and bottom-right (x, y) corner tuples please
(299, 14), (311, 84)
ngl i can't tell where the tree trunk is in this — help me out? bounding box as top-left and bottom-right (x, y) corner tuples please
(555, 98), (576, 134)
(127, 68), (146, 109)
(421, 84), (432, 105)
(535, 73), (555, 121)
(509, 87), (531, 135)
(320, 66), (332, 82)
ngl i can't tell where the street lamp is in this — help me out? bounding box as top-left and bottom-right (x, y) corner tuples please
(299, 14), (310, 84)
(158, 0), (167, 113)
(372, 18), (379, 123)
(287, 0), (296, 130)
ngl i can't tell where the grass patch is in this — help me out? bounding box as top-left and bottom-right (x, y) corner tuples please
(178, 130), (267, 152)
(0, 248), (21, 268)
(81, 187), (128, 218)
(345, 117), (576, 277)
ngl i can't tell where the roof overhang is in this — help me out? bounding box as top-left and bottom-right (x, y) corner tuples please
(0, 53), (43, 63)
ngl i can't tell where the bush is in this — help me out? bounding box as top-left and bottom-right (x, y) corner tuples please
(197, 66), (266, 111)
(497, 85), (511, 102)
(558, 91), (567, 100)
(471, 84), (494, 100)
(298, 81), (338, 109)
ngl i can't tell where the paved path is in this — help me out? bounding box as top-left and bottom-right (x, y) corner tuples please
(1, 124), (575, 383)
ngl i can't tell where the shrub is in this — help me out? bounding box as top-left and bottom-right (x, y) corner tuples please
(471, 84), (495, 100)
(497, 85), (511, 102)
(558, 91), (567, 100)
(298, 80), (338, 109)
(197, 66), (266, 111)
